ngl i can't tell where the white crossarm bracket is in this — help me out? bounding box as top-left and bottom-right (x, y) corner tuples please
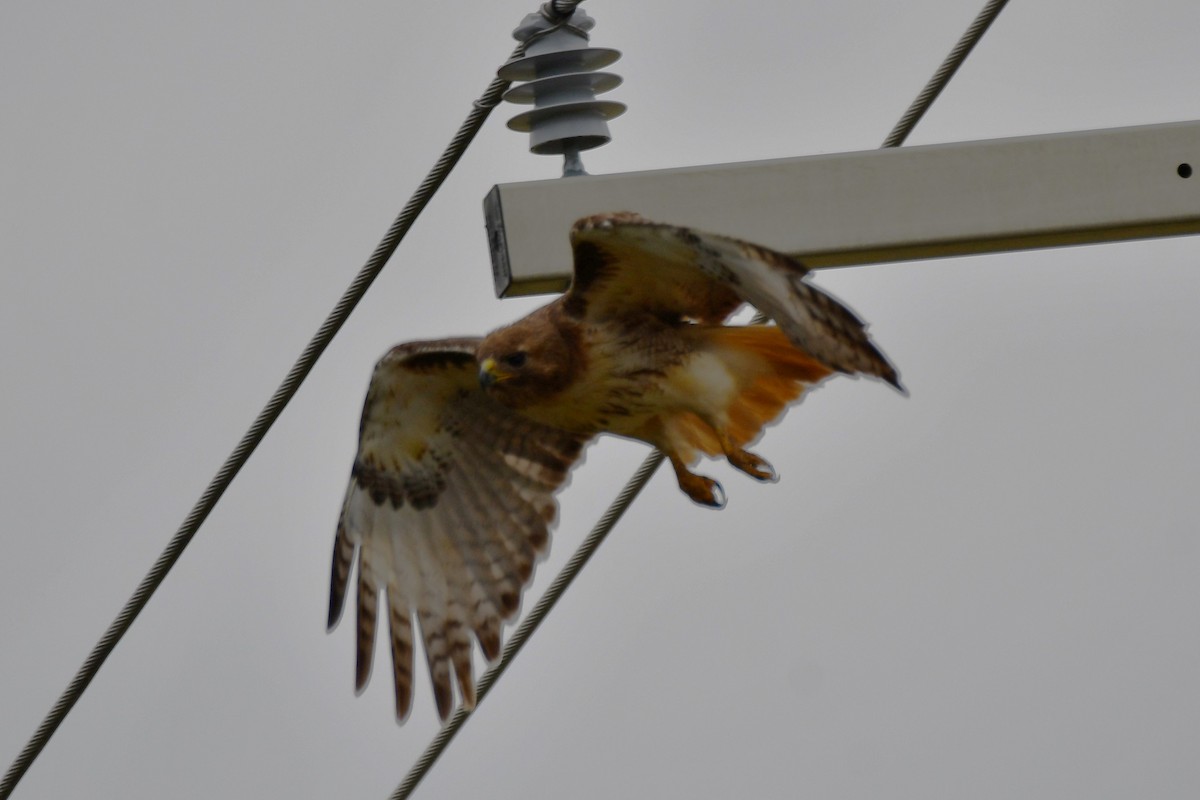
(484, 121), (1200, 297)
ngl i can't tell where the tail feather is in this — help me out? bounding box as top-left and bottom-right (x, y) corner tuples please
(715, 325), (833, 449)
(664, 325), (834, 463)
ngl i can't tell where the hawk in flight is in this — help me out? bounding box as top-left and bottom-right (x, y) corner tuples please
(328, 212), (902, 722)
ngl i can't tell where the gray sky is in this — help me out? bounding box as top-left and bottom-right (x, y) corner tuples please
(2, 1), (1198, 798)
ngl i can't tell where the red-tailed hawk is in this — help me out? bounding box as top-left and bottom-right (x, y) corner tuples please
(328, 212), (902, 722)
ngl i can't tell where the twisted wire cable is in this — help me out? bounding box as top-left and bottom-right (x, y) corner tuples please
(0, 38), (533, 800)
(389, 0), (1012, 796)
(881, 0), (1010, 148)
(390, 452), (663, 800)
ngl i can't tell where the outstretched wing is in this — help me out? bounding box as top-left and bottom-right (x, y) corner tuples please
(328, 338), (588, 722)
(565, 212), (902, 390)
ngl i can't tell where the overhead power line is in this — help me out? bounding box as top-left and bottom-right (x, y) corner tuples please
(390, 453), (662, 800)
(882, 0), (1010, 148)
(0, 5), (598, 796)
(388, 0), (1011, 798)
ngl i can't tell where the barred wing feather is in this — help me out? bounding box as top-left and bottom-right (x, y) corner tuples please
(328, 339), (587, 721)
(568, 212), (903, 391)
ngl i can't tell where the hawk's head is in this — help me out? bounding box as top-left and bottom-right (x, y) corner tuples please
(476, 303), (581, 410)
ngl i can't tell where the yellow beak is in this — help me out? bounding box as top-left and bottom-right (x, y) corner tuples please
(479, 357), (503, 387)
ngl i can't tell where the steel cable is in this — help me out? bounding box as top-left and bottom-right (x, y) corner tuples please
(0, 35), (537, 800)
(388, 0), (1011, 797)
(390, 452), (662, 800)
(882, 0), (1010, 148)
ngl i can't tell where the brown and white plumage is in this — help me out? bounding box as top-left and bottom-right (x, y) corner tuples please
(329, 339), (586, 721)
(330, 213), (902, 723)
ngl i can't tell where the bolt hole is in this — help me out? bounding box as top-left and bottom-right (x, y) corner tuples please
(1179, 163), (1193, 179)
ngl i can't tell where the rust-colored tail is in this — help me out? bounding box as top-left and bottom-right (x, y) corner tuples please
(716, 324), (833, 449)
(664, 325), (834, 466)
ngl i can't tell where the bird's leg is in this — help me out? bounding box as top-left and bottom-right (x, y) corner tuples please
(717, 431), (777, 483)
(667, 454), (726, 509)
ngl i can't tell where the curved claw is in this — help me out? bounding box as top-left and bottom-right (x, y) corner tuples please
(728, 449), (777, 483)
(667, 452), (729, 509)
(707, 479), (727, 509)
(675, 470), (727, 509)
(687, 475), (726, 509)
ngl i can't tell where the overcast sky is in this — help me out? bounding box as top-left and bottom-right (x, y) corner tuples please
(2, 1), (1198, 798)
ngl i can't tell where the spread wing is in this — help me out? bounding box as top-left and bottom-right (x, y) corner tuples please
(565, 212), (902, 390)
(328, 338), (589, 722)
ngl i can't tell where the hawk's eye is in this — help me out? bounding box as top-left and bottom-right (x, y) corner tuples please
(503, 352), (527, 369)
